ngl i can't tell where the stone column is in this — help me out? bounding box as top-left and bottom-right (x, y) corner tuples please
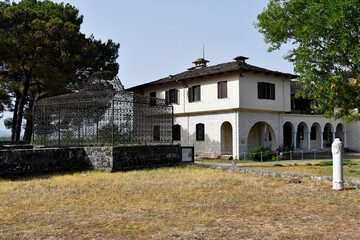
(332, 131), (336, 143)
(343, 131), (347, 148)
(332, 138), (344, 190)
(307, 131), (311, 150)
(293, 132), (297, 149)
(320, 131), (324, 149)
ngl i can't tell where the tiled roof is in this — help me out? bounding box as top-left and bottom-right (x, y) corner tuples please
(127, 59), (298, 91)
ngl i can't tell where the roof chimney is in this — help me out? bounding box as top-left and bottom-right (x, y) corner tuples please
(234, 56), (249, 63)
(192, 58), (209, 69)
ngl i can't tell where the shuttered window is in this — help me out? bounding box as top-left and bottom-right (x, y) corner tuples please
(258, 82), (275, 100)
(196, 123), (205, 141)
(165, 89), (179, 104)
(218, 81), (227, 99)
(172, 125), (181, 141)
(188, 85), (201, 102)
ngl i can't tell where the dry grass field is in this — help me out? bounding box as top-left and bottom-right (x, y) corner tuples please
(1, 165), (360, 239)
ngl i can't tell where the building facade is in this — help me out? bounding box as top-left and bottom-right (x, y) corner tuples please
(129, 56), (353, 158)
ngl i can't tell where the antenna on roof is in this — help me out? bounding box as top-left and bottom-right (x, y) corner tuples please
(203, 44), (205, 59)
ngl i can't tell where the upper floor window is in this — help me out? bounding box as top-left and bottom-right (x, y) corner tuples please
(258, 82), (275, 100)
(172, 124), (181, 141)
(188, 85), (201, 102)
(165, 89), (179, 104)
(218, 81), (227, 99)
(196, 123), (205, 141)
(149, 92), (156, 106)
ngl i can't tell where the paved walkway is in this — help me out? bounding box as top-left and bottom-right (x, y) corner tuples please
(199, 159), (329, 167)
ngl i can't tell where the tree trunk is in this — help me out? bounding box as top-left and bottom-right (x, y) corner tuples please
(11, 94), (20, 142)
(15, 74), (30, 142)
(23, 114), (32, 143)
(23, 98), (34, 143)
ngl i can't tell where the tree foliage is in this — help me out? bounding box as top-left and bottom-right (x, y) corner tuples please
(256, 0), (360, 119)
(0, 0), (119, 142)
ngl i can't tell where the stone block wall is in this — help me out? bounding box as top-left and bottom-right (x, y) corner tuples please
(83, 147), (113, 171)
(0, 145), (182, 177)
(0, 148), (89, 177)
(112, 145), (181, 171)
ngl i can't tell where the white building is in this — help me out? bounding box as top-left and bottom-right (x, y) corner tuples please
(129, 56), (359, 158)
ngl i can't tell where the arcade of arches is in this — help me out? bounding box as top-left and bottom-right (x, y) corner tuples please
(283, 121), (346, 149)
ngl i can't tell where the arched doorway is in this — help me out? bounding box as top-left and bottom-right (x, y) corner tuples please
(323, 123), (334, 148)
(283, 121), (294, 148)
(221, 122), (233, 155)
(296, 122), (309, 149)
(310, 122), (321, 149)
(247, 122), (276, 151)
(335, 123), (345, 142)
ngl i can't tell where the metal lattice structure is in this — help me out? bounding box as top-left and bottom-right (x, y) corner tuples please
(33, 71), (173, 147)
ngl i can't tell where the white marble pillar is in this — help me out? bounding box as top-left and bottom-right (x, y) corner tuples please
(320, 131), (324, 149)
(307, 131), (311, 150)
(332, 138), (344, 190)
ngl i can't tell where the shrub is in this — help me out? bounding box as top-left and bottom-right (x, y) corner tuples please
(274, 164), (283, 167)
(248, 146), (272, 161)
(276, 145), (293, 160)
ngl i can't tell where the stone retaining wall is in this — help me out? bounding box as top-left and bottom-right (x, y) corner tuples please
(112, 145), (181, 171)
(0, 148), (89, 177)
(0, 145), (182, 177)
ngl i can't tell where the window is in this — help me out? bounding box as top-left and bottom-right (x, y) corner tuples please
(196, 123), (205, 141)
(218, 81), (227, 99)
(165, 89), (179, 104)
(188, 85), (201, 102)
(258, 82), (275, 100)
(311, 126), (316, 140)
(153, 125), (160, 141)
(172, 125), (181, 141)
(149, 92), (156, 106)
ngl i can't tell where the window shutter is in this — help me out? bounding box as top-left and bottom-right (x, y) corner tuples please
(197, 86), (201, 101)
(223, 81), (227, 98)
(271, 84), (275, 100)
(176, 90), (179, 104)
(258, 82), (263, 99)
(165, 91), (170, 104)
(196, 123), (205, 141)
(218, 82), (221, 98)
(188, 87), (193, 102)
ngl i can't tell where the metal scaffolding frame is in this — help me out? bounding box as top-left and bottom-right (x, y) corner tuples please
(33, 71), (173, 147)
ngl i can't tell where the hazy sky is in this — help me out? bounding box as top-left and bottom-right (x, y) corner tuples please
(1, 0), (295, 133)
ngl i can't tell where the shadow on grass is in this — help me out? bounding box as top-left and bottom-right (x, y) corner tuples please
(0, 169), (95, 182)
(0, 163), (192, 181)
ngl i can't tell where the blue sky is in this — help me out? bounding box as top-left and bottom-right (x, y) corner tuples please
(0, 0), (294, 134)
